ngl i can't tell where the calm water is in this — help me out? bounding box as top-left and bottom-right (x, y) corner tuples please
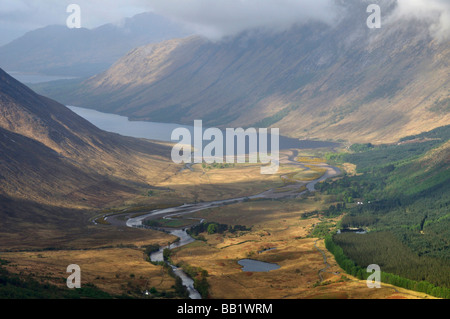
(68, 105), (340, 149)
(69, 105), (186, 142)
(7, 71), (77, 84)
(148, 229), (201, 300)
(238, 259), (280, 272)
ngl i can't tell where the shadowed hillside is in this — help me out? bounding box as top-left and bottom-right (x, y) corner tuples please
(0, 68), (178, 248)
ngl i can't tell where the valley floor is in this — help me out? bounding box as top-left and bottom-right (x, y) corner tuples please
(0, 149), (437, 299)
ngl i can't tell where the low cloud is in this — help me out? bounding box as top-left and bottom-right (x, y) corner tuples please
(147, 0), (342, 40)
(1, 0), (449, 45)
(148, 0), (450, 41)
(389, 0), (450, 41)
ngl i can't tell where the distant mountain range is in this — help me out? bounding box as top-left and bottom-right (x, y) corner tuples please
(35, 1), (449, 143)
(0, 12), (190, 77)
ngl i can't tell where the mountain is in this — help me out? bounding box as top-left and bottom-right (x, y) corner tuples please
(0, 68), (177, 247)
(0, 12), (190, 77)
(38, 1), (450, 143)
(0, 67), (176, 206)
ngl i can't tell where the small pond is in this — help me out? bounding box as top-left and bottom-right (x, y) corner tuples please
(238, 259), (280, 272)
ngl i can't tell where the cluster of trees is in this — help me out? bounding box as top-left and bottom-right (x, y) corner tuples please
(399, 124), (450, 142)
(326, 125), (450, 176)
(345, 125), (450, 174)
(309, 222), (334, 239)
(159, 250), (207, 298)
(162, 248), (173, 262)
(323, 203), (347, 218)
(188, 222), (251, 237)
(193, 270), (209, 299)
(177, 262), (209, 299)
(349, 143), (374, 153)
(143, 220), (164, 228)
(202, 163), (235, 170)
(316, 175), (377, 203)
(332, 232), (450, 288)
(143, 244), (160, 257)
(338, 182), (450, 260)
(301, 203), (348, 220)
(325, 235), (450, 299)
(340, 215), (377, 229)
(301, 211), (319, 219)
(145, 286), (184, 299)
(164, 264), (189, 299)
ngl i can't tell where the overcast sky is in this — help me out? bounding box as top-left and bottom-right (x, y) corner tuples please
(0, 0), (449, 45)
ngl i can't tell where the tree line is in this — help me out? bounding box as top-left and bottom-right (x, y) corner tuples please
(325, 234), (450, 299)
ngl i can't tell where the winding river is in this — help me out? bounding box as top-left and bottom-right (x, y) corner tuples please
(122, 153), (341, 299)
(69, 105), (342, 299)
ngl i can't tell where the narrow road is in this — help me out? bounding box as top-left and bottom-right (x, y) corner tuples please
(314, 239), (331, 282)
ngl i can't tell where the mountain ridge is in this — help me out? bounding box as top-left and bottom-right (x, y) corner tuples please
(36, 1), (450, 143)
(0, 12), (190, 77)
(0, 68), (176, 208)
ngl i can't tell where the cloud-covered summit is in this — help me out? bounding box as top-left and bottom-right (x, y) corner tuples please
(147, 0), (342, 40)
(1, 0), (449, 45)
(147, 0), (450, 41)
(390, 0), (450, 41)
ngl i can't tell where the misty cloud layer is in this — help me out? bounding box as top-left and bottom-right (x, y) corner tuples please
(147, 0), (342, 40)
(0, 0), (449, 45)
(147, 0), (450, 41)
(389, 0), (450, 41)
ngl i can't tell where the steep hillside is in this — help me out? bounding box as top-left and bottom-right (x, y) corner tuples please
(40, 1), (450, 143)
(0, 68), (178, 247)
(0, 12), (190, 77)
(0, 67), (177, 207)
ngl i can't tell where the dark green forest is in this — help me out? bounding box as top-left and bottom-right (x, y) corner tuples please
(325, 235), (450, 299)
(319, 125), (450, 296)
